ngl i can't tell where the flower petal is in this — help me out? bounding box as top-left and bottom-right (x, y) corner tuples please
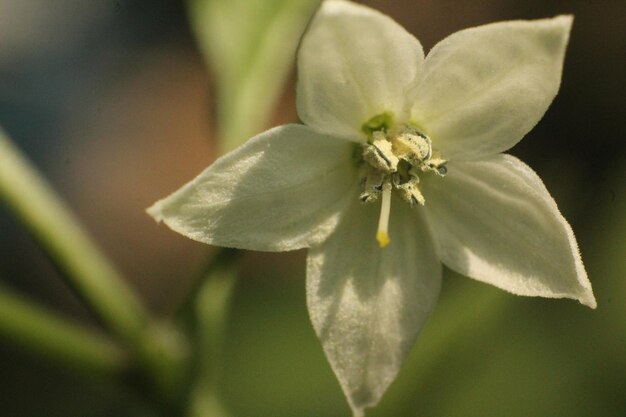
(297, 0), (424, 141)
(147, 124), (356, 251)
(422, 154), (595, 307)
(413, 16), (572, 160)
(307, 195), (441, 416)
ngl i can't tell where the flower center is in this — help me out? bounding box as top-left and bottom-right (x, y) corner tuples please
(359, 123), (448, 248)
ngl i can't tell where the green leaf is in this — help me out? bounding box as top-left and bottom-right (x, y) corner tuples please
(188, 0), (320, 152)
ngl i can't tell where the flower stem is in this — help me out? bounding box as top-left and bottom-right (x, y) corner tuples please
(0, 284), (128, 378)
(185, 249), (239, 417)
(0, 127), (149, 345)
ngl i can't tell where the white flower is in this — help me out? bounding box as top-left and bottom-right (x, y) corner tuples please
(148, 1), (596, 415)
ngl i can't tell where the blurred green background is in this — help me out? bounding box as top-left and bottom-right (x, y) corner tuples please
(0, 0), (624, 416)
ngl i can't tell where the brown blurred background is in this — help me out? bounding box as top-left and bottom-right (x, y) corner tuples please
(0, 1), (624, 416)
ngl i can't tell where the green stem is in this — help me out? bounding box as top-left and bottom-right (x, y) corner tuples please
(186, 249), (239, 417)
(0, 127), (188, 401)
(0, 284), (128, 378)
(0, 127), (148, 345)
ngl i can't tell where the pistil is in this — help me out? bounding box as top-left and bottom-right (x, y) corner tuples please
(376, 181), (392, 248)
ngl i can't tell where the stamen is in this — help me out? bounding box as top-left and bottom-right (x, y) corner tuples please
(360, 123), (447, 227)
(376, 181), (392, 248)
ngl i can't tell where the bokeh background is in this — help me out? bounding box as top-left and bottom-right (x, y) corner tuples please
(0, 0), (624, 416)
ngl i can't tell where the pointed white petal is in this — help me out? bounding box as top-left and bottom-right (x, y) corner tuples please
(297, 0), (424, 141)
(413, 16), (573, 160)
(147, 124), (356, 251)
(423, 154), (595, 307)
(307, 195), (441, 416)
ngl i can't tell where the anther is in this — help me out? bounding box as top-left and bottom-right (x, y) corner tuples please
(363, 136), (398, 173)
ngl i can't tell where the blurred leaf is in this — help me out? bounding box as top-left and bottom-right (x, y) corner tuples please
(188, 0), (320, 152)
